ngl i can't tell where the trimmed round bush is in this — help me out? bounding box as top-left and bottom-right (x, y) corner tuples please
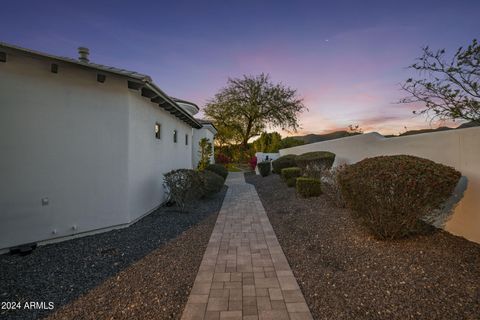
(337, 155), (461, 239)
(164, 169), (204, 212)
(286, 177), (297, 188)
(257, 161), (271, 177)
(296, 177), (322, 198)
(272, 154), (297, 174)
(200, 170), (224, 197)
(205, 164), (228, 180)
(296, 151), (335, 179)
(281, 167), (302, 188)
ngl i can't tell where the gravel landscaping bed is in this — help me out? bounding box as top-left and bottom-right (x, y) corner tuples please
(1, 187), (226, 320)
(245, 172), (480, 320)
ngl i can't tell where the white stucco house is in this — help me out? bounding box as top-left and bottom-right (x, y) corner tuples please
(0, 43), (217, 252)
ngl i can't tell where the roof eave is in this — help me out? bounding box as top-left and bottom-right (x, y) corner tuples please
(144, 82), (202, 129)
(171, 98), (200, 113)
(0, 42), (151, 82)
(0, 42), (203, 129)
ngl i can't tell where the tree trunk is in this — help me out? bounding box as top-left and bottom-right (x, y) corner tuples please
(241, 138), (249, 150)
(242, 119), (253, 150)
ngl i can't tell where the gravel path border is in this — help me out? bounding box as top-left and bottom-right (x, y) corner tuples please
(245, 172), (480, 320)
(1, 187), (227, 320)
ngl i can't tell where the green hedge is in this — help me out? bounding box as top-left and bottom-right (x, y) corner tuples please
(205, 164), (228, 180)
(257, 161), (271, 177)
(296, 177), (322, 198)
(281, 167), (302, 188)
(338, 155), (461, 239)
(286, 178), (297, 187)
(200, 170), (224, 197)
(272, 154), (297, 174)
(296, 151), (335, 179)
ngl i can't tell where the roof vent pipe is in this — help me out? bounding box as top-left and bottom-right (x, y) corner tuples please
(78, 47), (90, 63)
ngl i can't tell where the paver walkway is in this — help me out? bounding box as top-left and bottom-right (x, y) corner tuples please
(182, 172), (313, 320)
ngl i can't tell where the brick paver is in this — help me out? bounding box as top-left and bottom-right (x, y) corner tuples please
(182, 172), (313, 320)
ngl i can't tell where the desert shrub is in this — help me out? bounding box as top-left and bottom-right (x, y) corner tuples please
(215, 153), (231, 165)
(205, 164), (228, 180)
(249, 156), (257, 171)
(272, 154), (297, 174)
(321, 164), (348, 207)
(200, 170), (224, 197)
(337, 155), (461, 239)
(296, 151), (335, 179)
(296, 177), (322, 198)
(281, 167), (302, 188)
(164, 169), (203, 212)
(257, 161), (271, 177)
(197, 138), (213, 171)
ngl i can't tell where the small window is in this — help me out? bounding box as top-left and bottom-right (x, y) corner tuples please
(185, 134), (189, 145)
(173, 130), (177, 143)
(155, 123), (161, 139)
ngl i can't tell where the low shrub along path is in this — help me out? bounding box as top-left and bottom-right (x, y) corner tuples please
(182, 172), (313, 320)
(246, 172), (480, 320)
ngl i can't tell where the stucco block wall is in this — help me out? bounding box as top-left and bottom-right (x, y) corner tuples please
(0, 53), (130, 249)
(280, 128), (480, 243)
(0, 51), (200, 250)
(127, 92), (193, 221)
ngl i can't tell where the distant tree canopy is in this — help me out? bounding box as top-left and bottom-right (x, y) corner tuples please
(253, 132), (282, 153)
(279, 136), (304, 149)
(204, 73), (307, 149)
(348, 124), (363, 134)
(400, 39), (480, 124)
(214, 125), (237, 149)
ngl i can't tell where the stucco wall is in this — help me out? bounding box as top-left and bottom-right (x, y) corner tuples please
(280, 128), (480, 243)
(0, 50), (199, 250)
(0, 52), (130, 249)
(127, 92), (193, 221)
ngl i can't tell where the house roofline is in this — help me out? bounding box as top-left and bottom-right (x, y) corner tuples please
(0, 42), (203, 129)
(195, 118), (218, 134)
(171, 98), (200, 113)
(144, 82), (202, 128)
(0, 42), (151, 81)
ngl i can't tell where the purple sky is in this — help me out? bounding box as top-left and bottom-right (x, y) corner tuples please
(2, 0), (479, 135)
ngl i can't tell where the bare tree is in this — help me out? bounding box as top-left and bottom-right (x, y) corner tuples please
(348, 124), (363, 134)
(400, 39), (480, 124)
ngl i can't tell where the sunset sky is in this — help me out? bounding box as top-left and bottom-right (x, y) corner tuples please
(1, 0), (479, 135)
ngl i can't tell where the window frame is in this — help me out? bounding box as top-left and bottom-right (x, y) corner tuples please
(155, 122), (161, 140)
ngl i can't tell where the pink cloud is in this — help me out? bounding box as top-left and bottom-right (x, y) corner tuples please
(188, 25), (449, 137)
